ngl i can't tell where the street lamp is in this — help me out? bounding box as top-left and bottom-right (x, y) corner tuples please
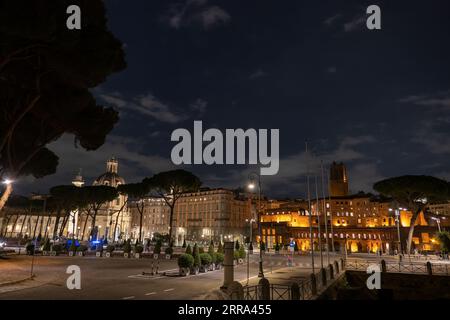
(390, 207), (403, 257)
(431, 217), (442, 232)
(247, 172), (264, 278)
(245, 218), (255, 285)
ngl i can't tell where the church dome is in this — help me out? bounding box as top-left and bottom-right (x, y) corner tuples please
(93, 157), (125, 187)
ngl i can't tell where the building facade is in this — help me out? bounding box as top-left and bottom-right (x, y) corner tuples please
(173, 188), (253, 246)
(129, 197), (170, 240)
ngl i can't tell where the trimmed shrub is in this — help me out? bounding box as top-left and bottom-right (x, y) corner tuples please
(165, 246), (174, 255)
(193, 243), (201, 267)
(238, 245), (246, 259)
(235, 240), (240, 250)
(234, 250), (240, 260)
(199, 253), (212, 266)
(153, 239), (162, 254)
(182, 239), (187, 248)
(199, 247), (205, 254)
(217, 242), (223, 253)
(208, 244), (216, 263)
(77, 245), (88, 252)
(41, 238), (51, 251)
(123, 240), (132, 253)
(51, 244), (62, 253)
(185, 244), (192, 255)
(26, 242), (35, 254)
(178, 254), (194, 269)
(69, 241), (77, 252)
(215, 252), (224, 264)
(134, 244), (144, 254)
(260, 241), (266, 251)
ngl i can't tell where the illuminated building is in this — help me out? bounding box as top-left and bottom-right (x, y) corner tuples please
(173, 188), (253, 245)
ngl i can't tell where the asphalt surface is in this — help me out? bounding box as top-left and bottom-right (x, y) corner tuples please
(0, 253), (323, 300)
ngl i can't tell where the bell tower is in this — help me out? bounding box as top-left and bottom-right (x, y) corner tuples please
(329, 162), (349, 197)
(106, 157), (118, 173)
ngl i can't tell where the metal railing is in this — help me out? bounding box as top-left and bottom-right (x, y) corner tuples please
(242, 259), (345, 300)
(346, 259), (450, 276)
(243, 284), (292, 300)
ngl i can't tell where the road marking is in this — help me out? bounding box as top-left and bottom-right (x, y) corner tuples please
(164, 288), (174, 292)
(145, 292), (156, 295)
(122, 296), (135, 300)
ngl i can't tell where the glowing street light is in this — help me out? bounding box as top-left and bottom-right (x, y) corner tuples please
(247, 172), (264, 278)
(2, 179), (13, 185)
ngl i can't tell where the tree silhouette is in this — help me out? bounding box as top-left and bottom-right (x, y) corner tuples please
(0, 0), (126, 210)
(119, 182), (152, 243)
(374, 175), (449, 254)
(144, 170), (201, 242)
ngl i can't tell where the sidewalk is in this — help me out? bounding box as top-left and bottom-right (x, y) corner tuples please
(0, 255), (57, 294)
(0, 256), (34, 287)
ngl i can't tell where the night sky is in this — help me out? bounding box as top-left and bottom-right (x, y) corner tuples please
(16, 0), (450, 198)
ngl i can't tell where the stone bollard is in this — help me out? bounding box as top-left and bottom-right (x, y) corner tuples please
(221, 242), (235, 290)
(334, 260), (339, 274)
(320, 268), (327, 287)
(426, 261), (432, 275)
(291, 283), (300, 300)
(381, 259), (387, 273)
(226, 281), (244, 300)
(258, 277), (270, 300)
(329, 264), (334, 279)
(310, 273), (317, 296)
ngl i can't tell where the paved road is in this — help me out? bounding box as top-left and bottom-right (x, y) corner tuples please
(0, 253), (328, 300)
(2, 251), (444, 300)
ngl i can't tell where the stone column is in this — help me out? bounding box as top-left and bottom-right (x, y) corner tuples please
(221, 241), (235, 290)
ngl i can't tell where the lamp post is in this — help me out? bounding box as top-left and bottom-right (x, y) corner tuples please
(245, 218), (255, 285)
(431, 217), (442, 232)
(248, 172), (264, 278)
(390, 207), (403, 257)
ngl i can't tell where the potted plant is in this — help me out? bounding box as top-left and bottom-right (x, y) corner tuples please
(123, 239), (131, 258)
(191, 244), (200, 275)
(238, 245), (246, 263)
(41, 238), (51, 256)
(199, 253), (212, 273)
(68, 241), (77, 256)
(106, 244), (115, 258)
(153, 240), (162, 259)
(134, 243), (144, 259)
(215, 252), (224, 270)
(233, 250), (240, 265)
(165, 246), (173, 259)
(25, 241), (35, 255)
(77, 244), (88, 256)
(217, 242), (223, 254)
(96, 244), (103, 257)
(178, 254), (194, 276)
(51, 243), (62, 256)
(208, 243), (216, 271)
(260, 240), (266, 254)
